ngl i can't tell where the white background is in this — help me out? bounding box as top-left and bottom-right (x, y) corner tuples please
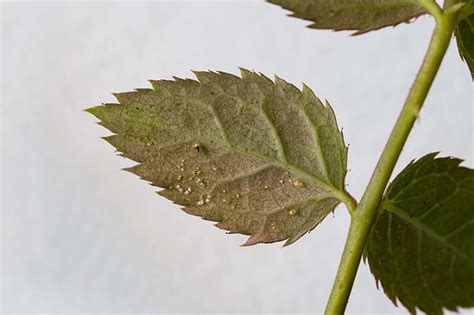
(1, 1), (473, 314)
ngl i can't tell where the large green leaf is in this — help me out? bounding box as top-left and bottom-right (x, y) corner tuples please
(455, 12), (474, 79)
(366, 153), (474, 314)
(266, 0), (428, 34)
(86, 69), (349, 246)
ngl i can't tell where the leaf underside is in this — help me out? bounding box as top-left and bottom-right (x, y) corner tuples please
(267, 0), (428, 35)
(366, 153), (474, 314)
(455, 13), (474, 79)
(87, 69), (348, 246)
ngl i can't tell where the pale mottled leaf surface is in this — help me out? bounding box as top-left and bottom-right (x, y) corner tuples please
(366, 153), (474, 314)
(267, 0), (427, 34)
(86, 69), (349, 246)
(455, 13), (474, 79)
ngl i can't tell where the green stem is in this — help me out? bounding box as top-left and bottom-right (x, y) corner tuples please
(324, 5), (460, 315)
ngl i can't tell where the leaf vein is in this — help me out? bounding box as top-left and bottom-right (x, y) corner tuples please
(260, 103), (289, 164)
(385, 203), (474, 268)
(416, 230), (442, 311)
(300, 106), (332, 185)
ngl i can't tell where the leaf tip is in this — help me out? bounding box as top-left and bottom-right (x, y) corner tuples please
(192, 70), (212, 84)
(238, 67), (253, 79)
(273, 74), (284, 83)
(101, 135), (117, 146)
(282, 238), (295, 247)
(172, 75), (185, 82)
(241, 234), (263, 247)
(148, 79), (159, 88)
(84, 106), (100, 116)
(121, 165), (137, 174)
(302, 83), (317, 98)
(274, 75), (296, 91)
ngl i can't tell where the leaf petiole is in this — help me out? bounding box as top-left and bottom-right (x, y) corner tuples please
(334, 190), (357, 214)
(420, 0), (443, 20)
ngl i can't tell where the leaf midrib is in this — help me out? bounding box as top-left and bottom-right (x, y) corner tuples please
(190, 90), (349, 205)
(148, 97), (347, 202)
(384, 202), (474, 268)
(211, 132), (345, 203)
(328, 1), (423, 13)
